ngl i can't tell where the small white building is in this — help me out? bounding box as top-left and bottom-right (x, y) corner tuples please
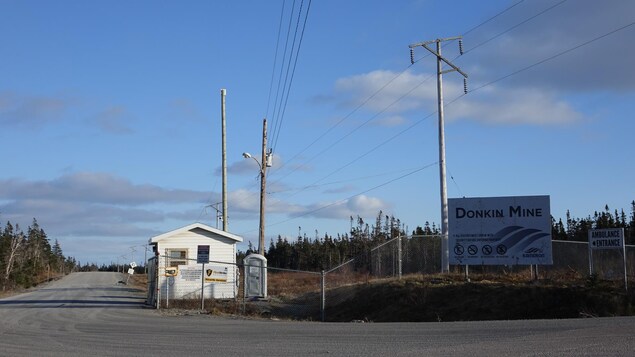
(148, 222), (243, 302)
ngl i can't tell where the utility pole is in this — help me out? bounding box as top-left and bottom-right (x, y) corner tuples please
(243, 119), (272, 256)
(409, 37), (467, 273)
(221, 88), (228, 231)
(258, 118), (269, 256)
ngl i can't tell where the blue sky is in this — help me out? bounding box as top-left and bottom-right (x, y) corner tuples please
(1, 0), (634, 265)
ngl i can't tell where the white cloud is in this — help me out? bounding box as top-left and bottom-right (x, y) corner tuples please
(0, 172), (205, 206)
(0, 172), (215, 238)
(298, 194), (389, 220)
(449, 86), (582, 125)
(329, 69), (582, 126)
(333, 70), (437, 113)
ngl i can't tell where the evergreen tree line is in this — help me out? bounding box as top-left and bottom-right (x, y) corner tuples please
(0, 219), (76, 291)
(551, 201), (635, 243)
(241, 202), (635, 272)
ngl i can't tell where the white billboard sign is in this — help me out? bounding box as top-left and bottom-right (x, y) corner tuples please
(588, 228), (624, 250)
(449, 195), (552, 265)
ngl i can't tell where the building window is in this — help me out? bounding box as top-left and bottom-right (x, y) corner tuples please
(166, 249), (188, 267)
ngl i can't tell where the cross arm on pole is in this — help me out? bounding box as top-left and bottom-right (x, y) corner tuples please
(409, 37), (468, 79)
(421, 43), (468, 79)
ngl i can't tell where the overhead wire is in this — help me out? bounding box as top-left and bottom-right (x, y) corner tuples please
(468, 20), (635, 93)
(269, 0), (298, 135)
(461, 0), (525, 37)
(259, 16), (635, 234)
(244, 0), (609, 234)
(270, 0), (303, 144)
(463, 0), (568, 55)
(265, 0), (287, 119)
(244, 162), (438, 234)
(269, 0), (547, 197)
(236, 0), (526, 234)
(271, 0), (313, 153)
(278, 75), (438, 199)
(267, 0), (537, 185)
(238, 0), (311, 206)
(268, 166), (427, 194)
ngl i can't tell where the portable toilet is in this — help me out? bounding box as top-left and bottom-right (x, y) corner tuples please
(244, 254), (267, 299)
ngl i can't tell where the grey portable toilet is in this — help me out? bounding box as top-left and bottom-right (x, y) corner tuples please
(244, 254), (267, 299)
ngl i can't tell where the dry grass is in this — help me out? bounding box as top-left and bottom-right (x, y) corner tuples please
(127, 273), (148, 289)
(148, 267), (635, 322)
(267, 272), (321, 298)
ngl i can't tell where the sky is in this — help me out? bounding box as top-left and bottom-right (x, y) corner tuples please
(1, 0), (634, 266)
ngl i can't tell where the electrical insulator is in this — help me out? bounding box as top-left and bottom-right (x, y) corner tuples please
(463, 78), (468, 94)
(458, 39), (464, 55)
(409, 48), (415, 64)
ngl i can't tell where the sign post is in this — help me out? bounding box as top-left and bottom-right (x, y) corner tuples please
(588, 228), (626, 291)
(197, 245), (210, 310)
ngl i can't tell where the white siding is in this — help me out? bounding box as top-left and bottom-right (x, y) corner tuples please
(155, 227), (239, 299)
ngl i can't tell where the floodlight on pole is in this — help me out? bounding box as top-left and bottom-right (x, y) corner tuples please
(242, 119), (269, 256)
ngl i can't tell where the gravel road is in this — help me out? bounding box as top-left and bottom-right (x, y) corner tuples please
(0, 272), (633, 356)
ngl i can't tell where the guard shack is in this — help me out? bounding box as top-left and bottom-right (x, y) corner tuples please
(244, 254), (267, 299)
(147, 222), (243, 306)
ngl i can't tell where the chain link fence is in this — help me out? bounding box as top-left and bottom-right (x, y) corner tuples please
(147, 236), (634, 321)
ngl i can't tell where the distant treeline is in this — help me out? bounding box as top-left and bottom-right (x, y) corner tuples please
(0, 219), (76, 291)
(239, 202), (635, 271)
(551, 202), (635, 242)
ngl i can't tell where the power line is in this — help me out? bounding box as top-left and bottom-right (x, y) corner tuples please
(270, 0), (303, 143)
(253, 162), (438, 233)
(464, 0), (568, 54)
(272, 0), (591, 191)
(469, 20), (635, 93)
(267, 0), (536, 183)
(272, 0), (311, 150)
(265, 0), (287, 119)
(462, 0), (525, 37)
(269, 0), (298, 136)
(269, 65), (417, 183)
(269, 166), (427, 194)
(269, 1), (574, 201)
(270, 69), (436, 191)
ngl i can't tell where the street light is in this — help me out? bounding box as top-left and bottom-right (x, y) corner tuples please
(243, 151), (267, 256)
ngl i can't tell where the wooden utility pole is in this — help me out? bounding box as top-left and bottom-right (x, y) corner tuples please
(258, 119), (268, 256)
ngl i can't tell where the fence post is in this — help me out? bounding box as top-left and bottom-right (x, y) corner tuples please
(398, 233), (402, 280)
(155, 257), (160, 309)
(321, 270), (325, 322)
(201, 263), (205, 310)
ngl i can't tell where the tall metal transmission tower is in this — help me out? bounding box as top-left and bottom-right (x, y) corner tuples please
(409, 36), (468, 273)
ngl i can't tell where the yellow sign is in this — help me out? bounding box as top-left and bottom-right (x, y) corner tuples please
(163, 267), (178, 277)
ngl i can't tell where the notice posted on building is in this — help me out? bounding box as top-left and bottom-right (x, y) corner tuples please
(449, 195), (553, 265)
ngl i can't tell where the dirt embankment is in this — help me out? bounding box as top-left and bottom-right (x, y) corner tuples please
(323, 275), (635, 322)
